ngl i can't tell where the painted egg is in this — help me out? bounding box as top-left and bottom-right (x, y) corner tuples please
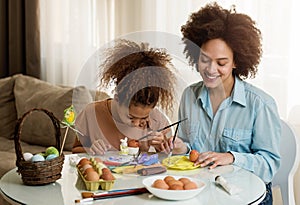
(46, 154), (58, 161)
(23, 152), (33, 161)
(31, 154), (45, 162)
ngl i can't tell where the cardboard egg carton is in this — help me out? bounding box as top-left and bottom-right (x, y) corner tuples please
(77, 157), (115, 191)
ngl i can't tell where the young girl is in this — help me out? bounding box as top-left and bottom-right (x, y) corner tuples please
(72, 39), (176, 155)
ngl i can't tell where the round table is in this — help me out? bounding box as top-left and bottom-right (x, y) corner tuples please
(0, 154), (266, 205)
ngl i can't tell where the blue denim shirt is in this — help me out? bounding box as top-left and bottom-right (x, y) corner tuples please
(178, 76), (281, 183)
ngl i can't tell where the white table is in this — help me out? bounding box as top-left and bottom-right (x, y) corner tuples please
(0, 154), (266, 205)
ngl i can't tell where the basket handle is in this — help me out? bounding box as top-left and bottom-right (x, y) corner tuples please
(14, 108), (62, 163)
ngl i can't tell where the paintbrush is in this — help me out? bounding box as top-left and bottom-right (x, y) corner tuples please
(167, 122), (180, 165)
(138, 118), (187, 141)
(75, 187), (149, 203)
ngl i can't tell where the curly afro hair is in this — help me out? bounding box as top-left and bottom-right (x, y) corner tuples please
(99, 39), (176, 113)
(181, 2), (262, 79)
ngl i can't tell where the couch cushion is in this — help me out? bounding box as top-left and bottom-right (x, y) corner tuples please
(13, 74), (93, 151)
(0, 76), (17, 139)
(0, 151), (16, 178)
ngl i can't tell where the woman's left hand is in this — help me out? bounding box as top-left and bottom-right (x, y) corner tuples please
(194, 151), (234, 169)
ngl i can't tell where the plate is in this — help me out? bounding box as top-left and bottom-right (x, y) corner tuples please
(142, 175), (206, 200)
(162, 156), (200, 170)
(103, 155), (134, 166)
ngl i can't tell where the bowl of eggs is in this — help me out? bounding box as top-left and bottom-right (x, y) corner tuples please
(142, 175), (206, 200)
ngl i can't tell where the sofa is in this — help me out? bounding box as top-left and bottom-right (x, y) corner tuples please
(0, 74), (109, 178)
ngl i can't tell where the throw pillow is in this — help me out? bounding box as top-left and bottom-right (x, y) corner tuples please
(14, 74), (93, 151)
(0, 76), (17, 139)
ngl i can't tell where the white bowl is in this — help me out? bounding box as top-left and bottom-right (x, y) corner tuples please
(128, 147), (139, 155)
(142, 175), (206, 200)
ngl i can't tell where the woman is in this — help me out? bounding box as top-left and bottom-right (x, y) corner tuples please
(162, 3), (280, 204)
(72, 39), (176, 155)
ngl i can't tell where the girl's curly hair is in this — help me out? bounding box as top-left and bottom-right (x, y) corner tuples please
(181, 2), (262, 80)
(99, 39), (176, 113)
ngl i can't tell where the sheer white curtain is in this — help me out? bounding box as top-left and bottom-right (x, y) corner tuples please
(40, 0), (114, 85)
(40, 0), (300, 122)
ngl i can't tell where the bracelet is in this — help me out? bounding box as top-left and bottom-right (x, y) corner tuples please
(185, 144), (191, 154)
(227, 151), (235, 163)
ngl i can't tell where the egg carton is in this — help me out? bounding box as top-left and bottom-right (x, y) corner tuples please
(77, 158), (115, 191)
(77, 168), (115, 191)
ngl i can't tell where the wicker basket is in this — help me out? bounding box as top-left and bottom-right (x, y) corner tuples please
(14, 108), (65, 185)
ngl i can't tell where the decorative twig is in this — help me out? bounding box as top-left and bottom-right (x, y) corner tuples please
(60, 105), (76, 155)
(60, 126), (69, 155)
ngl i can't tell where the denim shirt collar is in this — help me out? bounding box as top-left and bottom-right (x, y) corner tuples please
(198, 76), (246, 109)
(231, 76), (246, 107)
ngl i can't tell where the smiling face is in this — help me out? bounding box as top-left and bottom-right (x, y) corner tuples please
(198, 38), (235, 94)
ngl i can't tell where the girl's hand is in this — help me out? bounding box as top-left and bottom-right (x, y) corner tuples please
(89, 139), (111, 155)
(170, 137), (187, 155)
(148, 130), (170, 153)
(194, 151), (234, 169)
(149, 132), (187, 155)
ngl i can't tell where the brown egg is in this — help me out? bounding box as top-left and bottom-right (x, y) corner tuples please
(85, 170), (100, 181)
(101, 173), (115, 180)
(179, 177), (191, 185)
(78, 158), (91, 168)
(84, 167), (95, 175)
(101, 168), (115, 180)
(163, 176), (175, 183)
(184, 181), (198, 190)
(102, 168), (111, 174)
(128, 139), (139, 148)
(152, 179), (169, 190)
(167, 180), (184, 187)
(169, 184), (184, 190)
(189, 150), (199, 162)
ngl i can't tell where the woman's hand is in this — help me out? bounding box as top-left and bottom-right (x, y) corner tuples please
(194, 151), (234, 169)
(89, 139), (111, 155)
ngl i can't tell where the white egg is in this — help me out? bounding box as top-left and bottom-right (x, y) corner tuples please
(23, 152), (33, 161)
